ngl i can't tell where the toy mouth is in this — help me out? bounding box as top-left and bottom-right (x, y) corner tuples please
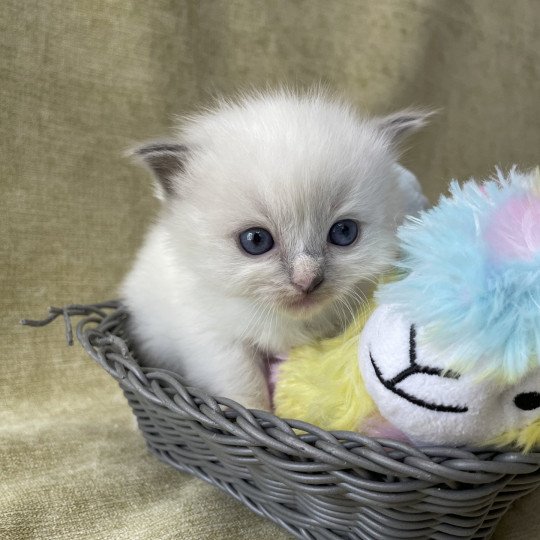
(369, 325), (469, 414)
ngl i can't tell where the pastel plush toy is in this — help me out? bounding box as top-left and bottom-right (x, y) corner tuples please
(274, 168), (540, 450)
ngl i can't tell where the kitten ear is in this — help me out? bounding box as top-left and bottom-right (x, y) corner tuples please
(376, 109), (435, 142)
(129, 142), (189, 200)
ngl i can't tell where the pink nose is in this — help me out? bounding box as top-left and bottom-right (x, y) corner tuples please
(292, 273), (324, 293)
(290, 254), (324, 293)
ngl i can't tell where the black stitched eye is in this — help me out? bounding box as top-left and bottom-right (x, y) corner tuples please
(514, 392), (540, 411)
(239, 228), (274, 255)
(328, 220), (359, 246)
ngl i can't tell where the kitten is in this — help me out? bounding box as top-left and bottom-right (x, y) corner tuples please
(121, 90), (429, 410)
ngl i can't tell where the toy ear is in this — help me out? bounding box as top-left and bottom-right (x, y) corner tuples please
(376, 109), (434, 142)
(129, 142), (189, 200)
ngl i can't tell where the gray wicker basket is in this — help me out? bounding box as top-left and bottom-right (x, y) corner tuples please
(23, 302), (540, 540)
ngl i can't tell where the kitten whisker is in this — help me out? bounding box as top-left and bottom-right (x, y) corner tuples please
(237, 301), (265, 343)
(334, 296), (349, 334)
(349, 287), (377, 330)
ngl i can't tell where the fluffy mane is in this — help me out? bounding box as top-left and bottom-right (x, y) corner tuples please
(378, 168), (540, 381)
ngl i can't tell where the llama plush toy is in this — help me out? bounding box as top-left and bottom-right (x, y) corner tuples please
(274, 168), (540, 450)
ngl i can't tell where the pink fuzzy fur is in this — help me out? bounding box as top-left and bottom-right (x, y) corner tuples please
(485, 194), (540, 262)
(358, 413), (411, 442)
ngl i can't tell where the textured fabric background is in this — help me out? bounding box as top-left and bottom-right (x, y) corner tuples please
(1, 1), (539, 538)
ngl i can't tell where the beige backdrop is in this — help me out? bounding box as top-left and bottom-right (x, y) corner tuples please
(2, 1), (539, 538)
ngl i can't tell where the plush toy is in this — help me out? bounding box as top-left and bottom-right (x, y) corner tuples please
(274, 168), (540, 450)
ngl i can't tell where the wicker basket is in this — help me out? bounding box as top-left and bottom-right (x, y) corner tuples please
(24, 301), (540, 540)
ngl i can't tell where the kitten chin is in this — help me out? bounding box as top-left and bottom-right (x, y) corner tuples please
(122, 89), (431, 410)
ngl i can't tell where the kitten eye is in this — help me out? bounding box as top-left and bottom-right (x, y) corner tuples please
(328, 219), (359, 246)
(239, 228), (274, 255)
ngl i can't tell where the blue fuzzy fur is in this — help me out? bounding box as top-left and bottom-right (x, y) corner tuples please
(377, 169), (540, 382)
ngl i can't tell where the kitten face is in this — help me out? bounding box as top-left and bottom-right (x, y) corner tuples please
(133, 92), (427, 320)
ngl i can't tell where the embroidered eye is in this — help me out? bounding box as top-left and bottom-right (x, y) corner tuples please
(514, 392), (540, 411)
(328, 219), (359, 246)
(239, 228), (274, 255)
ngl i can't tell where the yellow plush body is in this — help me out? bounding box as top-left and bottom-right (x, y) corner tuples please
(274, 302), (376, 431)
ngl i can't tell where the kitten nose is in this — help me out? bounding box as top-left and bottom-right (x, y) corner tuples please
(291, 255), (324, 293)
(293, 274), (324, 293)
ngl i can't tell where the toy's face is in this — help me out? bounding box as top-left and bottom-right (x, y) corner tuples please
(358, 304), (540, 446)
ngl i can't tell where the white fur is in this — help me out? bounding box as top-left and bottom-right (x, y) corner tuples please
(121, 90), (428, 409)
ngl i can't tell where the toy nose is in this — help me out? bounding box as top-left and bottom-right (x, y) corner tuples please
(514, 392), (540, 411)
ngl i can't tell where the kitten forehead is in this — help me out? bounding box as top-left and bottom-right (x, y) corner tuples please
(181, 91), (392, 166)
(180, 91), (398, 224)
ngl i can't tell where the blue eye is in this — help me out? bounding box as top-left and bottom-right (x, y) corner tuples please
(328, 219), (359, 246)
(239, 228), (274, 255)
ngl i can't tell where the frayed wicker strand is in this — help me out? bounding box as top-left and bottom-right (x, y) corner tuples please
(23, 302), (540, 540)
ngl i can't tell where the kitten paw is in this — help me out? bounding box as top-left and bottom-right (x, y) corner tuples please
(228, 394), (271, 412)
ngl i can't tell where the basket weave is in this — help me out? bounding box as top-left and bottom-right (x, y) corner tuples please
(24, 301), (540, 540)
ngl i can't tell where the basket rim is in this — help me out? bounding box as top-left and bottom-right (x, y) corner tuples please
(22, 300), (540, 486)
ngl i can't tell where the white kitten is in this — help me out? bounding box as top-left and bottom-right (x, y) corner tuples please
(121, 90), (429, 410)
